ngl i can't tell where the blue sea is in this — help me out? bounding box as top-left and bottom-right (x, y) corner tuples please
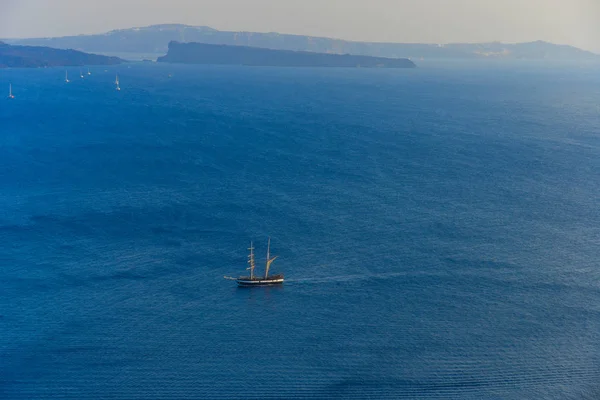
(1, 61), (600, 399)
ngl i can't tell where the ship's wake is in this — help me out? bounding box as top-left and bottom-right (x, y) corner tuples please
(286, 271), (409, 284)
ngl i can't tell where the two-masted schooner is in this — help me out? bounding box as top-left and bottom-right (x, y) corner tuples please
(225, 238), (283, 286)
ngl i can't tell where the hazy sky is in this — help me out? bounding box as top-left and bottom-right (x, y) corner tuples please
(1, 0), (599, 52)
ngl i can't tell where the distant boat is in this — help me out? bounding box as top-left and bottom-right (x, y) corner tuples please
(115, 74), (121, 91)
(80, 69), (84, 78)
(65, 70), (70, 83)
(225, 238), (283, 286)
(87, 68), (91, 76)
(8, 83), (15, 99)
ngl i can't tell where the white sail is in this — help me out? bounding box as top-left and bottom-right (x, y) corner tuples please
(264, 237), (278, 278)
(247, 242), (256, 279)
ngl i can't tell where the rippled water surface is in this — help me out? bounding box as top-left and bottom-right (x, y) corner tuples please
(1, 62), (600, 399)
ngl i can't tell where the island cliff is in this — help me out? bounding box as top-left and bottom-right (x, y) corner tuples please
(0, 42), (122, 68)
(157, 41), (416, 68)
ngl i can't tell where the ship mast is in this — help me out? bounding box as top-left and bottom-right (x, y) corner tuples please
(247, 241), (256, 279)
(264, 237), (278, 279)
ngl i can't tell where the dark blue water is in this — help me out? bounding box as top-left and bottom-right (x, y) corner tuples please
(1, 62), (600, 399)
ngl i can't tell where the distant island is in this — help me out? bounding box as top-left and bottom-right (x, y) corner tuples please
(0, 42), (122, 68)
(4, 24), (599, 61)
(157, 41), (416, 68)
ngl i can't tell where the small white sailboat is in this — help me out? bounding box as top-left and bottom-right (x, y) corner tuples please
(65, 70), (70, 83)
(87, 68), (91, 76)
(115, 74), (121, 91)
(80, 69), (84, 78)
(8, 83), (15, 99)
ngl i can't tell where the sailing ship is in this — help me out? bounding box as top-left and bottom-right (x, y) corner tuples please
(115, 75), (121, 91)
(87, 68), (91, 76)
(80, 69), (84, 78)
(65, 70), (70, 83)
(8, 83), (14, 99)
(225, 238), (283, 286)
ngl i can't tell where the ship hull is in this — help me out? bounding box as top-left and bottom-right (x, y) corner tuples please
(236, 275), (284, 287)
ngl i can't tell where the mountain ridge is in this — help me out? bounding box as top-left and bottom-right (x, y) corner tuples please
(4, 24), (598, 60)
(0, 41), (122, 68)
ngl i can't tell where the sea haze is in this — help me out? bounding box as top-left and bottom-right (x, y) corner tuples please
(1, 61), (600, 399)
